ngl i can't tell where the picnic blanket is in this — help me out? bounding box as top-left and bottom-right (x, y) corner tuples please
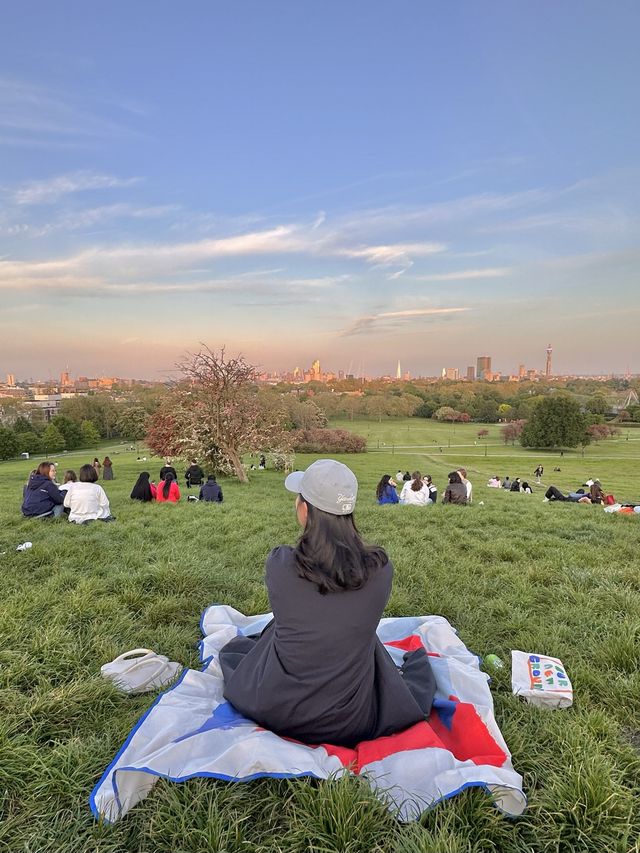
(91, 606), (526, 822)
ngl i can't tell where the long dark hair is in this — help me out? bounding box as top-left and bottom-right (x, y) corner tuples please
(131, 471), (153, 501)
(162, 471), (174, 499)
(410, 470), (423, 491)
(376, 474), (392, 500)
(448, 471), (462, 485)
(293, 500), (388, 594)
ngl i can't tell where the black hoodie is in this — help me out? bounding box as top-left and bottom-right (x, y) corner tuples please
(21, 474), (65, 517)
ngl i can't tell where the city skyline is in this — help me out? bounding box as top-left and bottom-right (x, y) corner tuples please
(1, 4), (639, 378)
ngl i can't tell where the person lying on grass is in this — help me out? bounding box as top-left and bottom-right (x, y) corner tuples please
(543, 486), (592, 503)
(220, 459), (436, 747)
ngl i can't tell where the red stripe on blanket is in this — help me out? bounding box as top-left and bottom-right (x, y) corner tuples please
(384, 636), (441, 656)
(316, 699), (506, 773)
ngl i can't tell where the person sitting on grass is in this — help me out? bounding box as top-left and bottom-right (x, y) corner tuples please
(159, 459), (178, 483)
(487, 475), (502, 488)
(185, 459), (204, 489)
(199, 474), (223, 503)
(21, 461), (65, 519)
(502, 476), (511, 490)
(399, 471), (431, 506)
(589, 479), (605, 504)
(59, 470), (77, 492)
(510, 477), (522, 492)
(424, 474), (438, 504)
(64, 464), (114, 524)
(219, 459), (436, 747)
(376, 474), (399, 505)
(457, 468), (473, 503)
(442, 471), (468, 505)
(130, 471), (155, 502)
(155, 471), (181, 503)
(521, 481), (533, 494)
(543, 486), (592, 504)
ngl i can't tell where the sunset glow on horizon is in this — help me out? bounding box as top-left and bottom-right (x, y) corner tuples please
(1, 3), (639, 381)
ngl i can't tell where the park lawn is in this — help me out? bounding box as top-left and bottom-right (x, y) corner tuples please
(0, 427), (638, 853)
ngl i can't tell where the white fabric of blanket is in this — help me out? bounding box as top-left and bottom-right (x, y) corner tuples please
(91, 606), (526, 822)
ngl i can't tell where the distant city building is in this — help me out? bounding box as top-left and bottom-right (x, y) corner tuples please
(466, 366), (475, 382)
(6, 373), (15, 387)
(518, 364), (526, 379)
(311, 359), (321, 381)
(545, 345), (553, 378)
(443, 367), (459, 381)
(60, 371), (71, 387)
(396, 360), (402, 380)
(476, 356), (492, 380)
(402, 370), (410, 381)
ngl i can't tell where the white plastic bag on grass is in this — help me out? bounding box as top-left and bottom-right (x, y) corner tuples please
(511, 650), (573, 709)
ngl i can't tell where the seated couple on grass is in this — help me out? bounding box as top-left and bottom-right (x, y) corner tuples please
(220, 460), (436, 747)
(21, 461), (114, 523)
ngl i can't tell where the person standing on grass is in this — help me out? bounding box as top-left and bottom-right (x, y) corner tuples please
(21, 461), (65, 518)
(185, 459), (204, 489)
(220, 459), (436, 747)
(376, 474), (399, 504)
(534, 465), (544, 484)
(199, 474), (224, 502)
(399, 471), (431, 506)
(155, 471), (181, 503)
(442, 471), (468, 505)
(92, 458), (101, 479)
(102, 457), (114, 481)
(64, 464), (114, 523)
(130, 471), (155, 502)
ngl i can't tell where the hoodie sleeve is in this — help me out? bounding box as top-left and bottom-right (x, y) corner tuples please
(46, 481), (65, 505)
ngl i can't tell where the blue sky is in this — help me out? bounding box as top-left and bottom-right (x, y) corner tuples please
(1, 1), (639, 379)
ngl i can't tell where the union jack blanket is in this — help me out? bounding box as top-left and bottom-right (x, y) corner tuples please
(91, 605), (526, 821)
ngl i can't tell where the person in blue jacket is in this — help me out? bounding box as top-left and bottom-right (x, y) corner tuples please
(376, 474), (399, 504)
(199, 475), (224, 502)
(21, 461), (65, 518)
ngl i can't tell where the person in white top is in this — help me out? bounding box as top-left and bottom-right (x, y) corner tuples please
(395, 470), (403, 483)
(399, 471), (432, 506)
(458, 468), (473, 503)
(64, 463), (114, 524)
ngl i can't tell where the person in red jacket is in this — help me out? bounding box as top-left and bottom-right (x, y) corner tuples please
(155, 471), (181, 503)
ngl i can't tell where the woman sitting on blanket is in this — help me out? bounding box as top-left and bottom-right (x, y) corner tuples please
(220, 459), (436, 747)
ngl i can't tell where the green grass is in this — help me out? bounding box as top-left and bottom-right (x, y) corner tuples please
(1, 426), (639, 853)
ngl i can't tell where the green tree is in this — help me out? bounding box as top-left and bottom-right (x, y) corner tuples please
(117, 406), (150, 444)
(52, 415), (83, 450)
(81, 420), (101, 447)
(520, 395), (589, 449)
(0, 426), (20, 460)
(41, 423), (66, 454)
(586, 394), (609, 415)
(475, 398), (499, 423)
(15, 432), (42, 454)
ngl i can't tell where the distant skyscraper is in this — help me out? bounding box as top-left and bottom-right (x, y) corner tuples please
(6, 373), (15, 386)
(545, 345), (552, 378)
(466, 366), (475, 382)
(311, 359), (321, 380)
(518, 364), (526, 379)
(476, 356), (492, 380)
(444, 367), (459, 381)
(396, 360), (402, 380)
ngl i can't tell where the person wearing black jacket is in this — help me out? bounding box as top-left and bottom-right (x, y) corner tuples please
(159, 459), (178, 483)
(185, 460), (204, 488)
(21, 461), (65, 518)
(199, 475), (223, 503)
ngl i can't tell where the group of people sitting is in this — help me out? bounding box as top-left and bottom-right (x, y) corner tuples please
(21, 461), (114, 523)
(487, 476), (534, 493)
(130, 459), (223, 503)
(376, 468), (473, 506)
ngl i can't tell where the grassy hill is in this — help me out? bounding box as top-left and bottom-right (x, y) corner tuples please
(1, 425), (639, 852)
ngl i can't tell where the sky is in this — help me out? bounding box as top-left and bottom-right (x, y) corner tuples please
(1, 1), (639, 381)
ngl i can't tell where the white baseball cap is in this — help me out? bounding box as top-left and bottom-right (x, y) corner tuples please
(284, 459), (358, 515)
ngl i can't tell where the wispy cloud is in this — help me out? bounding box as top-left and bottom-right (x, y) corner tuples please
(0, 77), (141, 145)
(341, 306), (469, 336)
(13, 170), (140, 204)
(412, 267), (511, 282)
